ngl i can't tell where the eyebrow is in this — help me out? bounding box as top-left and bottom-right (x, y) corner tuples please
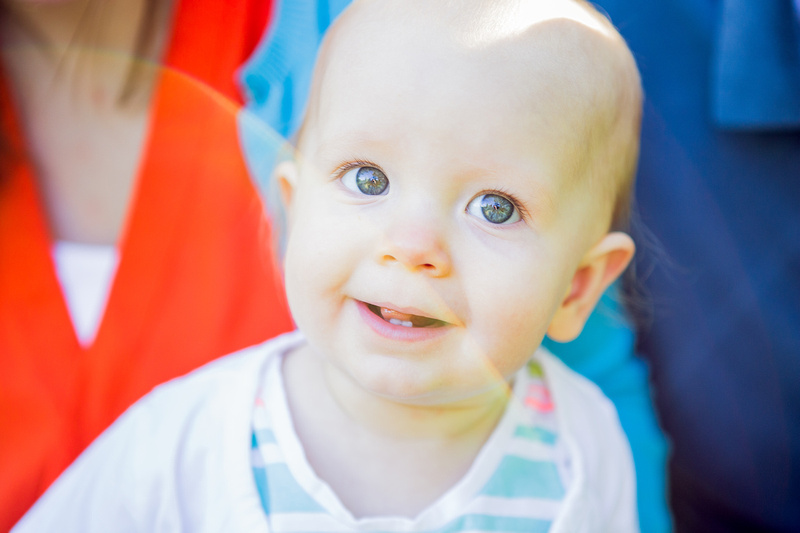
(309, 130), (383, 161)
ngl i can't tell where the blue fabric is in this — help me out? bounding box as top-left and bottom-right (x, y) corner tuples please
(239, 0), (351, 141)
(238, 2), (670, 531)
(713, 0), (800, 128)
(593, 1), (800, 530)
(237, 0), (351, 202)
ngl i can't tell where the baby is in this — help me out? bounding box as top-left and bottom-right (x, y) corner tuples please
(15, 0), (642, 531)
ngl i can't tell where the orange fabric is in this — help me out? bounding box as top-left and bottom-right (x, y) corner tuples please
(0, 1), (293, 529)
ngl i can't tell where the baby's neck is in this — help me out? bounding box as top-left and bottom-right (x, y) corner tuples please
(282, 342), (510, 517)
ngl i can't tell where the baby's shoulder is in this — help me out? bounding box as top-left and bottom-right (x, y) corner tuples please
(532, 348), (639, 532)
(118, 331), (305, 453)
(533, 347), (621, 428)
(145, 331), (301, 406)
(13, 332), (303, 533)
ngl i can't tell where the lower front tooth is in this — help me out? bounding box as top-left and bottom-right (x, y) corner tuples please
(388, 318), (414, 328)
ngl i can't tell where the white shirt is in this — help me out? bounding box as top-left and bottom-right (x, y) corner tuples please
(14, 332), (639, 532)
(52, 241), (119, 347)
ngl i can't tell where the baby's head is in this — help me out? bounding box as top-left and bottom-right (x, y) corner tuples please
(275, 0), (642, 404)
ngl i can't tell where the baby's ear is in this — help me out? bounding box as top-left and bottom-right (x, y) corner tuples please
(547, 232), (635, 342)
(273, 160), (300, 217)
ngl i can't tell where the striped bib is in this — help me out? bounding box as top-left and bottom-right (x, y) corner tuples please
(251, 355), (570, 532)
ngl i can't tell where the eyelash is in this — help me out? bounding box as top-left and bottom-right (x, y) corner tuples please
(331, 159), (381, 181)
(331, 160), (529, 223)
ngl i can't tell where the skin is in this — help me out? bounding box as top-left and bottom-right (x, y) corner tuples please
(1, 0), (172, 244)
(277, 0), (641, 518)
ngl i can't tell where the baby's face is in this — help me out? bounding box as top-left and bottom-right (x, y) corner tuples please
(280, 1), (631, 404)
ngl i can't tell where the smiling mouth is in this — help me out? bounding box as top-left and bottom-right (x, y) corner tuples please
(365, 303), (447, 328)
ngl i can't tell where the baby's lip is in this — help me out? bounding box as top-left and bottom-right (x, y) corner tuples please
(362, 301), (450, 328)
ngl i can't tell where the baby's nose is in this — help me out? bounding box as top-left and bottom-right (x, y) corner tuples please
(378, 220), (451, 277)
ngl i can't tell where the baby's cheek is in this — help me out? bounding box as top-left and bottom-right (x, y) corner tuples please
(481, 286), (554, 364)
(290, 210), (361, 301)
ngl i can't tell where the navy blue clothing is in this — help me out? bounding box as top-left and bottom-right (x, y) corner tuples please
(593, 1), (800, 531)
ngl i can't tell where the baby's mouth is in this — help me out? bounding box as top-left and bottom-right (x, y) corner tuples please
(365, 303), (446, 328)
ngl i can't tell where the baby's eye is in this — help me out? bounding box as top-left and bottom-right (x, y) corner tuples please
(466, 193), (520, 224)
(341, 166), (389, 196)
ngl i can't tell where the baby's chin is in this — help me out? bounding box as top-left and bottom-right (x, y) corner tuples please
(336, 350), (513, 407)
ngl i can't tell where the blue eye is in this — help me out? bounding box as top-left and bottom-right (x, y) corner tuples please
(341, 166), (389, 195)
(466, 193), (520, 224)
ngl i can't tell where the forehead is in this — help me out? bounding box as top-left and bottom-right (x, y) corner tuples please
(307, 12), (612, 193)
(314, 1), (616, 117)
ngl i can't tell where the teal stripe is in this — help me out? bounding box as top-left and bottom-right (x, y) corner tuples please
(253, 466), (270, 514)
(480, 456), (565, 499)
(513, 425), (557, 445)
(438, 514), (552, 533)
(278, 514), (552, 533)
(266, 463), (326, 512)
(255, 427), (277, 444)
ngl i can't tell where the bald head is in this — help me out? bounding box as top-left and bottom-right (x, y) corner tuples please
(300, 0), (642, 232)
